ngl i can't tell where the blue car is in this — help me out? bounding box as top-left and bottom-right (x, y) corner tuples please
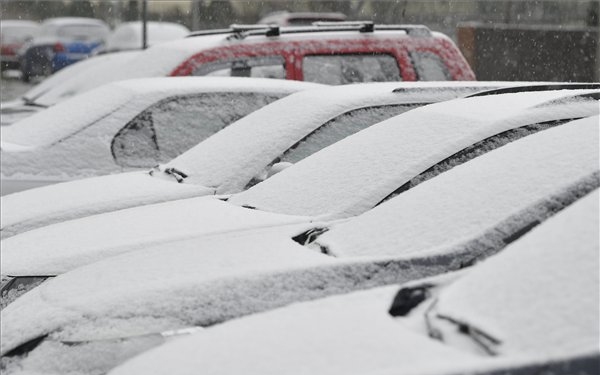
(19, 17), (109, 82)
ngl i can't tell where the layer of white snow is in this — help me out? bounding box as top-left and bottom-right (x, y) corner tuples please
(1, 197), (311, 276)
(316, 116), (599, 257)
(104, 22), (190, 51)
(230, 90), (599, 219)
(432, 189), (599, 357)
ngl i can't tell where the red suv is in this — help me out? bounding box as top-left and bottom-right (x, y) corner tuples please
(169, 22), (475, 83)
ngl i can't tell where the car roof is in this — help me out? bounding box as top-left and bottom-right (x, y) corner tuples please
(166, 81), (503, 193)
(23, 50), (142, 105)
(107, 189), (598, 375)
(1, 76), (321, 149)
(230, 89), (599, 219)
(41, 17), (109, 27)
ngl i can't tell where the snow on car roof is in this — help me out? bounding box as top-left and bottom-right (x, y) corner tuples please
(230, 89), (600, 219)
(1, 76), (319, 148)
(108, 190), (599, 375)
(23, 50), (141, 104)
(315, 116), (599, 257)
(40, 17), (109, 26)
(431, 188), (599, 357)
(105, 21), (190, 51)
(166, 81), (501, 193)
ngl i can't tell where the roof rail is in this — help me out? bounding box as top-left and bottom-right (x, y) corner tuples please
(187, 22), (431, 40)
(313, 20), (374, 32)
(466, 83), (600, 98)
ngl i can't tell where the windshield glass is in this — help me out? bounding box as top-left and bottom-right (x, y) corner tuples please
(229, 91), (599, 219)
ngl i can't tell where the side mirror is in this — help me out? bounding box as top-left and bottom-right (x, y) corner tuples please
(267, 161), (293, 178)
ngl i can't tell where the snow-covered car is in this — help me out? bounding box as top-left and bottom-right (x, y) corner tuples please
(258, 11), (347, 25)
(0, 76), (321, 195)
(0, 81), (504, 238)
(1, 50), (141, 126)
(19, 17), (110, 81)
(4, 21), (475, 124)
(106, 188), (598, 375)
(1, 116), (597, 374)
(1, 89), (597, 284)
(101, 21), (190, 53)
(0, 20), (39, 71)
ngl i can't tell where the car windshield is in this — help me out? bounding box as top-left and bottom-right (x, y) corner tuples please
(229, 90), (599, 219)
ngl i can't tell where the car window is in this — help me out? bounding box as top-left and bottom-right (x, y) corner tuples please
(111, 92), (283, 168)
(302, 54), (401, 84)
(243, 104), (422, 189)
(410, 51), (452, 81)
(376, 119), (576, 205)
(279, 104), (421, 164)
(194, 56), (286, 79)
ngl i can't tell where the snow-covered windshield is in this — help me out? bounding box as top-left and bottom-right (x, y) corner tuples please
(427, 188), (599, 356)
(229, 90), (599, 219)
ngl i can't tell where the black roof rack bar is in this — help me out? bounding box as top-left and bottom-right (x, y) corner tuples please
(187, 23), (431, 39)
(466, 83), (600, 98)
(313, 20), (374, 32)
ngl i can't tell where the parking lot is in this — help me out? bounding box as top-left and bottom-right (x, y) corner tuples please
(1, 1), (599, 374)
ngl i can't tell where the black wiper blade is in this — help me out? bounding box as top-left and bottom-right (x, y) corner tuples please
(424, 298), (501, 356)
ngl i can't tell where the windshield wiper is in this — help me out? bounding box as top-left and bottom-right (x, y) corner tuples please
(424, 299), (501, 356)
(148, 166), (188, 183)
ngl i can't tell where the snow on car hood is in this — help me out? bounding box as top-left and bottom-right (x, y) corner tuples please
(107, 190), (599, 375)
(315, 116), (600, 257)
(230, 89), (599, 219)
(109, 286), (480, 375)
(1, 196), (311, 276)
(0, 171), (214, 239)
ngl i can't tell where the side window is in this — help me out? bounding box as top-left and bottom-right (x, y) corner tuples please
(410, 51), (452, 81)
(279, 104), (420, 164)
(302, 54), (401, 85)
(193, 56), (285, 79)
(112, 92), (283, 168)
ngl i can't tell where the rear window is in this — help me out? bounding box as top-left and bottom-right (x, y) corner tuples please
(303, 54), (401, 84)
(410, 51), (451, 81)
(112, 92), (282, 168)
(194, 56), (285, 79)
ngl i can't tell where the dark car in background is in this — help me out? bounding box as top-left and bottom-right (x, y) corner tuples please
(0, 20), (39, 71)
(19, 17), (109, 82)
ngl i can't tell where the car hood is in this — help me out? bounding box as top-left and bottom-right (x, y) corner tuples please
(1, 196), (311, 276)
(0, 171), (215, 239)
